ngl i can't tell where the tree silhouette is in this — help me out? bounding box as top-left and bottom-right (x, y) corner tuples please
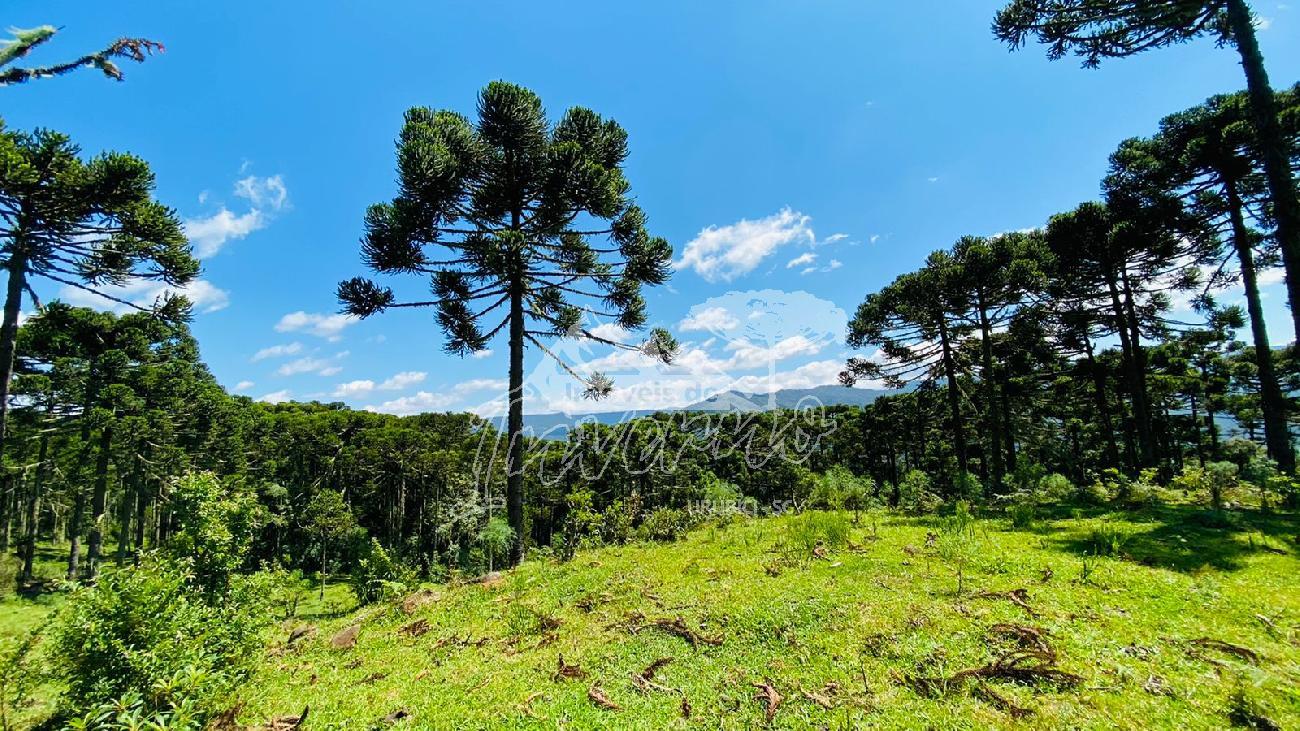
(993, 0), (1300, 346)
(339, 81), (676, 565)
(0, 25), (162, 86)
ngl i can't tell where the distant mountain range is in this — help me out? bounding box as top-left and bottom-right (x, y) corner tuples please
(510, 384), (897, 436)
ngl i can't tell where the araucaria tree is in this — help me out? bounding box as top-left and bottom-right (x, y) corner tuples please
(0, 25), (163, 86)
(993, 0), (1300, 345)
(339, 81), (677, 566)
(0, 126), (196, 470)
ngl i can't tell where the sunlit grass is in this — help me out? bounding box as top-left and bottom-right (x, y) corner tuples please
(231, 507), (1300, 730)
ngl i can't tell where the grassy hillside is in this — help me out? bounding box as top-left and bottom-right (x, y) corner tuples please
(237, 506), (1299, 730)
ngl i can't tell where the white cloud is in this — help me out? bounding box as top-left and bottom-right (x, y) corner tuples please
(679, 306), (739, 333)
(380, 371), (427, 390)
(364, 377), (507, 415)
(1258, 267), (1286, 286)
(589, 323), (630, 343)
(184, 209), (266, 258)
(332, 379), (375, 397)
(786, 252), (817, 269)
(729, 359), (846, 394)
(801, 258), (843, 276)
(234, 174), (288, 210)
(471, 349), (494, 359)
(251, 342), (303, 362)
(927, 177), (940, 183)
(275, 311), (358, 341)
(184, 173), (288, 259)
(724, 335), (826, 369)
(233, 380), (255, 393)
(822, 233), (849, 245)
(675, 208), (815, 282)
(258, 389), (292, 404)
(277, 351), (349, 376)
(59, 278), (230, 315)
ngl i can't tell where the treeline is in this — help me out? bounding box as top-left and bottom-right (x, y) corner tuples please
(841, 85), (1300, 498)
(0, 300), (866, 584)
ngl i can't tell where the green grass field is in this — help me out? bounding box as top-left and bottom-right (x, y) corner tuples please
(219, 505), (1300, 730)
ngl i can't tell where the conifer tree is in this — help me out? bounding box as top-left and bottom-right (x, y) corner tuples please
(339, 82), (676, 565)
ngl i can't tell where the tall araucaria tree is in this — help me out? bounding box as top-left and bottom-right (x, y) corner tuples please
(0, 126), (196, 481)
(993, 0), (1300, 346)
(1108, 86), (1299, 471)
(841, 252), (974, 479)
(338, 81), (677, 566)
(0, 25), (163, 86)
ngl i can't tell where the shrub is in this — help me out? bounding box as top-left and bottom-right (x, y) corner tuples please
(898, 470), (942, 514)
(1009, 461), (1047, 495)
(476, 517), (515, 572)
(638, 507), (693, 542)
(600, 493), (641, 545)
(1204, 461), (1239, 511)
(1038, 473), (1074, 503)
(952, 471), (983, 502)
(167, 472), (262, 593)
(1007, 500), (1036, 529)
(1172, 462), (1240, 511)
(350, 538), (412, 605)
(51, 558), (273, 721)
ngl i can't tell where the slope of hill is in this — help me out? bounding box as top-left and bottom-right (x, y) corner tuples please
(238, 507), (1299, 729)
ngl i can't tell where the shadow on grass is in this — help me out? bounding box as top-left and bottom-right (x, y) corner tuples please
(1049, 504), (1297, 573)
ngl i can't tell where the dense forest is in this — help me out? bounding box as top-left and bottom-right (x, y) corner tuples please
(1, 2), (1298, 730)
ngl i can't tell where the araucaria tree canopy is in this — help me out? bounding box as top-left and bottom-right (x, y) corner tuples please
(339, 81), (677, 565)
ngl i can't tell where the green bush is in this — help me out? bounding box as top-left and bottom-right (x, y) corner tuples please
(51, 558), (273, 722)
(1038, 473), (1074, 503)
(350, 538), (412, 604)
(898, 470), (942, 514)
(1007, 500), (1036, 529)
(638, 507), (693, 542)
(167, 472), (262, 593)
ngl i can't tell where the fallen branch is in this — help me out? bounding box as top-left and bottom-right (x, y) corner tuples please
(974, 588), (1037, 617)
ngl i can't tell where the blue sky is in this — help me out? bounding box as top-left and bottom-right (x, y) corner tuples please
(4, 1), (1298, 416)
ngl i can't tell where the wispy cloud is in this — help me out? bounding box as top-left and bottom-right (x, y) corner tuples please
(233, 380), (255, 393)
(251, 342), (303, 362)
(679, 306), (739, 333)
(258, 389), (292, 404)
(59, 278), (230, 315)
(786, 252), (817, 269)
(184, 172), (288, 259)
(275, 311), (358, 341)
(675, 208), (815, 283)
(277, 351), (349, 377)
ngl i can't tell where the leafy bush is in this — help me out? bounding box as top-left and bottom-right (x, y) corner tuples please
(1007, 500), (1036, 529)
(476, 517), (516, 572)
(638, 507), (694, 542)
(1172, 462), (1240, 511)
(600, 493), (641, 545)
(1009, 461), (1047, 495)
(51, 558), (273, 722)
(898, 470), (942, 514)
(350, 538), (412, 605)
(555, 489), (602, 561)
(1038, 473), (1074, 503)
(167, 472), (262, 593)
(952, 471), (983, 502)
